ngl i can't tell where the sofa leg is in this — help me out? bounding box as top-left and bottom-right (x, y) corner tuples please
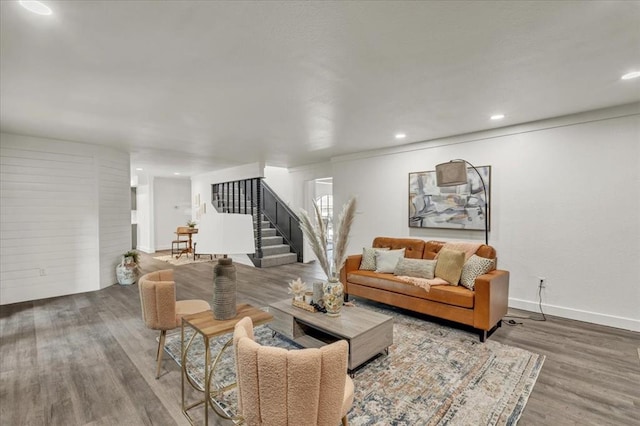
(479, 321), (502, 342)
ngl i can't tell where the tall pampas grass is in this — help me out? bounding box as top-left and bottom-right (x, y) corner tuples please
(299, 205), (331, 278)
(299, 196), (357, 280)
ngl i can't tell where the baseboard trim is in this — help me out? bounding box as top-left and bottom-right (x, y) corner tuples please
(509, 298), (639, 332)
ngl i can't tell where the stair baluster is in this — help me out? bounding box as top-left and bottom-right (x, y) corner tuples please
(211, 177), (300, 267)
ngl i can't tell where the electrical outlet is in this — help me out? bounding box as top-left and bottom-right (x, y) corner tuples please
(39, 268), (46, 276)
(538, 277), (546, 288)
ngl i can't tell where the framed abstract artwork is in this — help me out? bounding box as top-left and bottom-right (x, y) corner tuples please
(408, 166), (491, 231)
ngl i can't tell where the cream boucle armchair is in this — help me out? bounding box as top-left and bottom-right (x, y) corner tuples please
(233, 317), (355, 426)
(138, 269), (210, 378)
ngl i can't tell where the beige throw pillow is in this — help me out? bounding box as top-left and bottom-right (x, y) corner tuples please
(393, 258), (437, 279)
(434, 248), (466, 285)
(359, 247), (390, 270)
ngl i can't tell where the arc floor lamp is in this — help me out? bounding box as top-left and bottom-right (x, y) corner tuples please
(435, 159), (489, 245)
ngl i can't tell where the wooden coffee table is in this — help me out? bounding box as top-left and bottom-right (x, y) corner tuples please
(268, 299), (393, 373)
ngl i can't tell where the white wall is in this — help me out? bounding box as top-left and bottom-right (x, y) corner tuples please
(153, 177), (192, 251)
(264, 165), (293, 205)
(289, 104), (640, 331)
(0, 133), (131, 304)
(135, 174), (154, 253)
(289, 162), (332, 211)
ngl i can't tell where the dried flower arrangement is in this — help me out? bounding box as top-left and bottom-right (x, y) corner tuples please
(299, 196), (357, 281)
(287, 277), (308, 298)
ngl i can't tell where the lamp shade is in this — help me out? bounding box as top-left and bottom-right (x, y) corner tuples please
(194, 213), (255, 255)
(435, 161), (468, 187)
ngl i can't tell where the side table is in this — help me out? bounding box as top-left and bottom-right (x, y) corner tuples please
(181, 304), (273, 425)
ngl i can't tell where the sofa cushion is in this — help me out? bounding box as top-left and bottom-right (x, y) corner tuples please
(422, 241), (497, 261)
(393, 258), (436, 279)
(347, 270), (474, 308)
(359, 247), (390, 271)
(440, 242), (481, 261)
(434, 248), (466, 285)
(375, 249), (405, 273)
(372, 237), (425, 259)
(422, 240), (446, 260)
(460, 255), (496, 290)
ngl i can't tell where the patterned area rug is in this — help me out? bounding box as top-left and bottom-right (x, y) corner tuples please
(164, 303), (544, 425)
(152, 254), (215, 266)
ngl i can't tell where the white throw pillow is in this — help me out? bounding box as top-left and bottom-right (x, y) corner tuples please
(359, 247), (390, 270)
(375, 249), (406, 273)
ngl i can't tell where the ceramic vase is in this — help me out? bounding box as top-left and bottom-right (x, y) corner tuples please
(116, 256), (137, 285)
(212, 257), (236, 320)
(323, 278), (344, 316)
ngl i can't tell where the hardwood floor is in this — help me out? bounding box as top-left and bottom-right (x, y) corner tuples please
(1, 251), (638, 425)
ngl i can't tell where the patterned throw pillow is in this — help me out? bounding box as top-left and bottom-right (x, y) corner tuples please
(460, 255), (496, 290)
(434, 248), (466, 285)
(359, 247), (390, 270)
(393, 258), (437, 279)
(375, 249), (406, 273)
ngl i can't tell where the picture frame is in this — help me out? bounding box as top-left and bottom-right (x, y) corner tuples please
(408, 166), (491, 231)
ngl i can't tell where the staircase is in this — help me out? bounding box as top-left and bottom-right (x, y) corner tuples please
(255, 215), (298, 267)
(212, 178), (302, 268)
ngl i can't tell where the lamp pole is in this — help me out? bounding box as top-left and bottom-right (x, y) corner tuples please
(436, 159), (489, 245)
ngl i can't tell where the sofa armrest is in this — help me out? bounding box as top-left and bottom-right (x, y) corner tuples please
(473, 269), (510, 330)
(340, 254), (362, 292)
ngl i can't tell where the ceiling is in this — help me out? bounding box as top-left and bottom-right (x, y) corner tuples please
(1, 1), (639, 178)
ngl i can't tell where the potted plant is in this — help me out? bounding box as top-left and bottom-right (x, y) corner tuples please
(187, 220), (197, 228)
(116, 250), (139, 285)
(123, 250), (139, 266)
(299, 196), (357, 316)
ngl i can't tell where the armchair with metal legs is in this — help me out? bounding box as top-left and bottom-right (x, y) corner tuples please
(138, 269), (210, 378)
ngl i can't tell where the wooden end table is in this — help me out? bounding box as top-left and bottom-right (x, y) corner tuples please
(181, 304), (273, 425)
(176, 227), (198, 259)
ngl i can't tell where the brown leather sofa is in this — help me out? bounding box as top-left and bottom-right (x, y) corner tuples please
(340, 237), (509, 341)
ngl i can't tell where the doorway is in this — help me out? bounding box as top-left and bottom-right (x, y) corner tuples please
(303, 177), (333, 263)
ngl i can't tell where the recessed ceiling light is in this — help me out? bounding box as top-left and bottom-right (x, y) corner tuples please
(174, 172), (181, 175)
(490, 114), (505, 120)
(621, 71), (640, 80)
(136, 168), (143, 171)
(395, 133), (406, 139)
(19, 0), (52, 15)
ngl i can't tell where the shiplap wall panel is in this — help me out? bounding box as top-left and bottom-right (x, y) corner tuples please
(98, 155), (131, 288)
(0, 133), (130, 304)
